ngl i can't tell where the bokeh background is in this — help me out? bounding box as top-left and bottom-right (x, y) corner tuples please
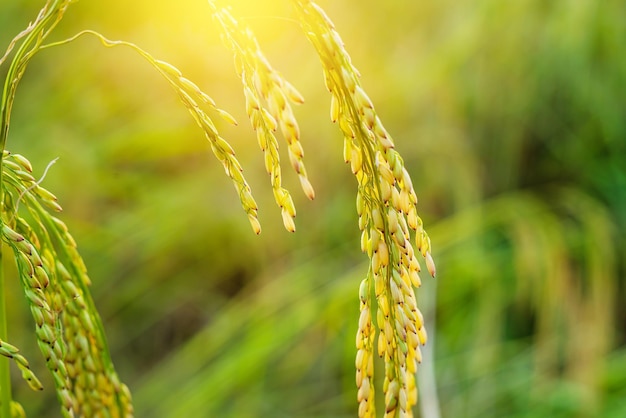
(1, 0), (625, 417)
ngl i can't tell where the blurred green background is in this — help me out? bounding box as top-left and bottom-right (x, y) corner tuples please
(1, 0), (625, 417)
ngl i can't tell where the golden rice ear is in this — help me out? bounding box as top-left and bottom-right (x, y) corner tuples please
(291, 0), (435, 415)
(209, 1), (316, 231)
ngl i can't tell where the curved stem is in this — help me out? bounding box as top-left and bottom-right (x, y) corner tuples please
(0, 248), (11, 418)
(1, 0), (62, 151)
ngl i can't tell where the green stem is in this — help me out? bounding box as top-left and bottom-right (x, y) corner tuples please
(0, 247), (11, 418)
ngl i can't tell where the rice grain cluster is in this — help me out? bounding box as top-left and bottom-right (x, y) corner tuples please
(210, 1), (316, 233)
(1, 152), (133, 417)
(291, 2), (436, 416)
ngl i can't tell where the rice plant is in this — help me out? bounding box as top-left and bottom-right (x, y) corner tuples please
(0, 1), (436, 417)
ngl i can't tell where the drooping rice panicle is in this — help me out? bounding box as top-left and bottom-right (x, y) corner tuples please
(209, 0), (315, 232)
(291, 2), (436, 416)
(1, 152), (134, 417)
(39, 31), (261, 235)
